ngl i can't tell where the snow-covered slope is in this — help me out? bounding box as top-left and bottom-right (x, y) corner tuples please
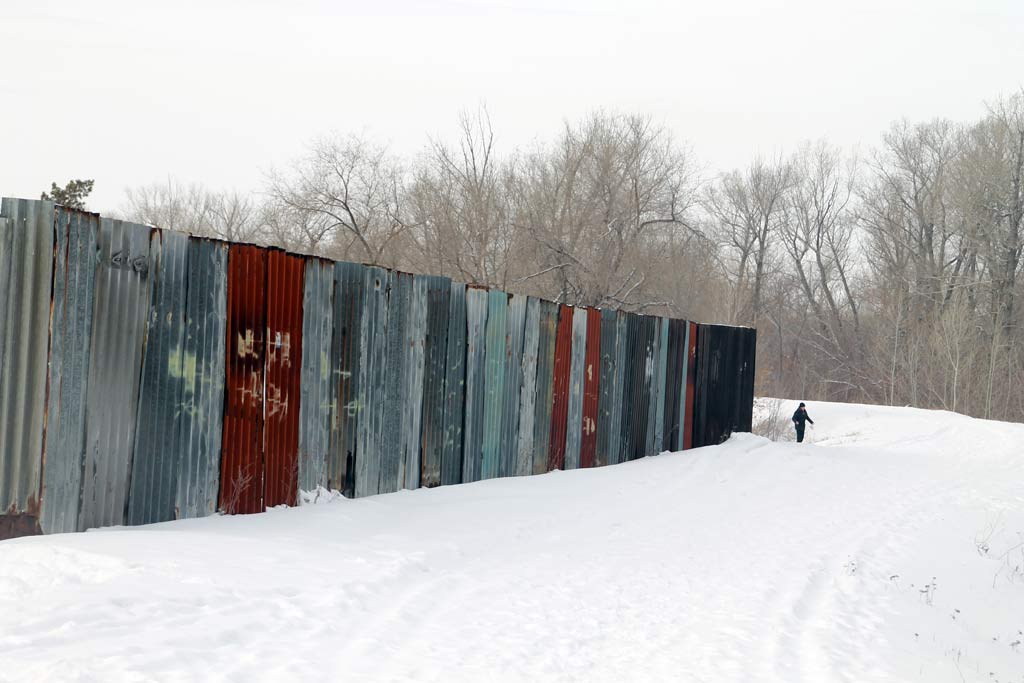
(2, 400), (1023, 682)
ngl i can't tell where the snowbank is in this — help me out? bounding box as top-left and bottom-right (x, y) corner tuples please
(1, 399), (1023, 681)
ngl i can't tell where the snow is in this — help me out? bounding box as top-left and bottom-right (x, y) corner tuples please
(2, 399), (1024, 682)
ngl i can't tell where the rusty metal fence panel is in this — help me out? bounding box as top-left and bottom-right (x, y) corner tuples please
(564, 307), (587, 470)
(40, 208), (97, 534)
(400, 275), (428, 490)
(175, 238), (227, 519)
(515, 297), (540, 476)
(499, 293), (526, 478)
(420, 275), (451, 488)
(80, 218), (152, 530)
(480, 289), (507, 480)
(220, 244), (266, 515)
(128, 229), (189, 526)
(327, 261), (364, 497)
(532, 300), (557, 475)
(380, 270), (410, 494)
(298, 259), (334, 492)
(461, 287), (488, 483)
(548, 304), (573, 471)
(355, 266), (389, 498)
(0, 199), (54, 536)
(441, 282), (467, 486)
(596, 308), (616, 468)
(580, 308), (601, 468)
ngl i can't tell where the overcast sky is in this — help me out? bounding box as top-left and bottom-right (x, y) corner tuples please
(2, 0), (1022, 212)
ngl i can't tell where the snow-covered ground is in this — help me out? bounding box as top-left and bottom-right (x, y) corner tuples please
(2, 400), (1024, 682)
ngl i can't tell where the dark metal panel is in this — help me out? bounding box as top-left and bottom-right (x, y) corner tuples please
(531, 300), (557, 475)
(0, 198), (53, 536)
(515, 297), (541, 476)
(298, 258), (334, 492)
(683, 321), (697, 450)
(653, 317), (670, 453)
(547, 304), (573, 471)
(128, 229), (189, 526)
(80, 218), (152, 530)
(175, 238), (227, 519)
(399, 275), (427, 490)
(420, 275), (452, 488)
(663, 319), (685, 452)
(640, 315), (657, 458)
(580, 308), (601, 468)
(380, 270), (410, 494)
(264, 251), (305, 508)
(618, 312), (638, 463)
(355, 266), (388, 498)
(440, 282), (467, 486)
(220, 244), (266, 515)
(327, 261), (364, 497)
(738, 327), (757, 433)
(480, 289), (507, 480)
(40, 207), (97, 535)
(499, 293), (526, 478)
(564, 306), (587, 470)
(595, 308), (616, 468)
(461, 286), (488, 483)
(610, 311), (627, 465)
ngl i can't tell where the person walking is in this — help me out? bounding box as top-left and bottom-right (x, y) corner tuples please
(792, 402), (814, 443)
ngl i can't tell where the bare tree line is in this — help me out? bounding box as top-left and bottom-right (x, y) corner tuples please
(121, 92), (1024, 422)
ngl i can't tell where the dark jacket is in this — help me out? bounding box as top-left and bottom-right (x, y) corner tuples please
(792, 407), (814, 427)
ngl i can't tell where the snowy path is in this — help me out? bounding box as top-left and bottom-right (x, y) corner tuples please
(2, 400), (1024, 682)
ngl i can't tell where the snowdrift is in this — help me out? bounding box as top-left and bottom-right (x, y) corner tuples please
(1, 399), (1023, 682)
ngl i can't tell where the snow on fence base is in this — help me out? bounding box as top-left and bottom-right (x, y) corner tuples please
(0, 198), (757, 540)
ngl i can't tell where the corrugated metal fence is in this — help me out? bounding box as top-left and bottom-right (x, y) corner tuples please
(0, 199), (757, 540)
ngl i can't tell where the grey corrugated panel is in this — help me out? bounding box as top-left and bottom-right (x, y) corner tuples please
(40, 208), (98, 534)
(514, 297), (540, 476)
(640, 315), (657, 458)
(355, 266), (389, 497)
(380, 270), (410, 494)
(175, 239), (227, 519)
(480, 289), (506, 480)
(420, 275), (451, 488)
(531, 300), (557, 475)
(0, 199), (53, 533)
(595, 308), (616, 468)
(440, 282), (466, 486)
(461, 287), (488, 483)
(564, 306), (587, 470)
(79, 218), (152, 530)
(499, 293), (526, 478)
(297, 259), (335, 492)
(693, 324), (712, 448)
(610, 311), (627, 465)
(128, 229), (189, 526)
(328, 261), (364, 497)
(653, 317), (669, 453)
(355, 266), (388, 497)
(400, 275), (428, 490)
(618, 312), (637, 462)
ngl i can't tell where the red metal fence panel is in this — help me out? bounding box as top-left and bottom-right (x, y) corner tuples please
(221, 245), (266, 514)
(580, 308), (601, 468)
(264, 250), (305, 508)
(547, 304), (573, 471)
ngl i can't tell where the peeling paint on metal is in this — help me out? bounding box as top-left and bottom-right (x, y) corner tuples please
(175, 238), (227, 519)
(548, 304), (573, 471)
(580, 308), (601, 468)
(40, 207), (97, 534)
(515, 297), (540, 476)
(80, 217), (152, 530)
(532, 301), (557, 475)
(355, 266), (388, 498)
(129, 229), (189, 526)
(498, 293), (526, 478)
(399, 274), (427, 490)
(0, 199), (53, 536)
(564, 306), (587, 470)
(327, 261), (364, 497)
(419, 275), (451, 488)
(611, 311), (627, 465)
(595, 308), (617, 468)
(380, 270), (410, 494)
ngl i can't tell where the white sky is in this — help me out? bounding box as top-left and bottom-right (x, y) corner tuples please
(2, 0), (1022, 212)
